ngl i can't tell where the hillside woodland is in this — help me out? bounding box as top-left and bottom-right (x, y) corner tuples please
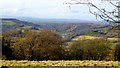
(1, 18), (120, 61)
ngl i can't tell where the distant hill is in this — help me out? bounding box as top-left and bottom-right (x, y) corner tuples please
(1, 18), (118, 41)
(0, 18), (42, 32)
(16, 17), (107, 24)
(31, 22), (118, 41)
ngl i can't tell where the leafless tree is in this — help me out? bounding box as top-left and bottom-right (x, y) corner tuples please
(65, 0), (120, 25)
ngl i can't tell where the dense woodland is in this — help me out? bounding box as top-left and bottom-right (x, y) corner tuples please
(2, 29), (120, 61)
(1, 18), (120, 61)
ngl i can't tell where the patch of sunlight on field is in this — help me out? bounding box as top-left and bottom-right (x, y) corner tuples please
(72, 36), (118, 41)
(0, 21), (16, 25)
(107, 38), (118, 41)
(22, 26), (33, 29)
(2, 60), (118, 66)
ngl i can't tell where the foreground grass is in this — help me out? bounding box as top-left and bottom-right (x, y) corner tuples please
(1, 60), (119, 66)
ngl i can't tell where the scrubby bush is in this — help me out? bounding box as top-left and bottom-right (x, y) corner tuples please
(69, 38), (112, 60)
(113, 43), (120, 61)
(2, 37), (14, 60)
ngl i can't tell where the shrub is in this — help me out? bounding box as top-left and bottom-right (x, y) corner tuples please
(69, 38), (112, 60)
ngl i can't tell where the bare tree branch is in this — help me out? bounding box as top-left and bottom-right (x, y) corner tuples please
(66, 0), (120, 25)
(109, 2), (118, 7)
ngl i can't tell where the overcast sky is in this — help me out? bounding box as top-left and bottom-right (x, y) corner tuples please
(0, 0), (117, 21)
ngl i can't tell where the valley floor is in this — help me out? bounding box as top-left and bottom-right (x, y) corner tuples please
(1, 60), (119, 66)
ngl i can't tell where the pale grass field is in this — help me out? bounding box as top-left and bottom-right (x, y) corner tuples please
(1, 60), (119, 66)
(72, 36), (119, 41)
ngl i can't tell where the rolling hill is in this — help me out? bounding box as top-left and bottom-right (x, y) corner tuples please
(35, 23), (118, 41)
(1, 18), (118, 41)
(0, 18), (42, 32)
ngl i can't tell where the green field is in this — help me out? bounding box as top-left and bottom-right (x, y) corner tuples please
(2, 60), (119, 66)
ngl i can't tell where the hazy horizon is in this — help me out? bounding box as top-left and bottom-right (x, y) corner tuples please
(0, 0), (116, 22)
